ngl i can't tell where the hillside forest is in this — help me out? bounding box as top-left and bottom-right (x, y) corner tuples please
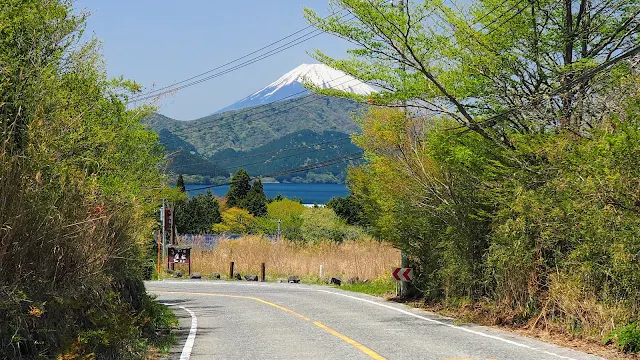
(144, 96), (365, 184)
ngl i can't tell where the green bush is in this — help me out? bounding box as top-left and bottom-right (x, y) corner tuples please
(347, 84), (640, 339)
(0, 0), (176, 357)
(300, 207), (364, 243)
(605, 322), (640, 353)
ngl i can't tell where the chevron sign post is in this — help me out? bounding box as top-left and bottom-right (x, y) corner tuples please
(392, 267), (414, 281)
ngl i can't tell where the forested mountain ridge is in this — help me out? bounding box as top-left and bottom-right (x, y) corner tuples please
(143, 94), (363, 157)
(144, 95), (366, 183)
(211, 130), (362, 183)
(157, 128), (227, 178)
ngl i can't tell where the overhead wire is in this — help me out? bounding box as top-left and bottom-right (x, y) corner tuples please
(131, 24), (321, 99)
(449, 42), (640, 131)
(163, 0), (546, 178)
(174, 73), (366, 133)
(129, 12), (353, 103)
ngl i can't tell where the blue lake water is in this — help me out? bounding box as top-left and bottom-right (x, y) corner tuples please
(186, 183), (349, 204)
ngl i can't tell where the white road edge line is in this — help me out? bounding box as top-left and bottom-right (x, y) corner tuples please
(316, 290), (581, 360)
(161, 303), (197, 360)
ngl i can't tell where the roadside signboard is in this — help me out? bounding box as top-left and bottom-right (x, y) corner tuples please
(392, 267), (414, 281)
(167, 246), (191, 275)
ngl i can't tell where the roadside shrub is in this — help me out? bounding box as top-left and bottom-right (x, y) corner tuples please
(300, 207), (364, 242)
(0, 0), (175, 357)
(348, 80), (640, 344)
(605, 322), (640, 353)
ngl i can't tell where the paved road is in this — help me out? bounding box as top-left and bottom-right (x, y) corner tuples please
(146, 280), (604, 360)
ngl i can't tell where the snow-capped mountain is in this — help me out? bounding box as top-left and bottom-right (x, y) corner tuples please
(216, 63), (376, 113)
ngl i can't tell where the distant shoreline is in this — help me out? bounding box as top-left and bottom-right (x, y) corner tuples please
(185, 183), (349, 204)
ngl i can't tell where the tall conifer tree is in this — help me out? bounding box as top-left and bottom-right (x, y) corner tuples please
(245, 178), (268, 217)
(226, 169), (251, 208)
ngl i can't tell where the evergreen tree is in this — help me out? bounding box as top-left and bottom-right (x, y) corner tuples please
(226, 169), (251, 208)
(176, 174), (186, 193)
(245, 178), (268, 217)
(175, 191), (222, 234)
(326, 195), (368, 227)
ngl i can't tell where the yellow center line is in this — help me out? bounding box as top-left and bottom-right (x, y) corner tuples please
(313, 321), (386, 360)
(153, 290), (386, 360)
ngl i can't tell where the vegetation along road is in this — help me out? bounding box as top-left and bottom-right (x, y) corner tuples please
(148, 281), (603, 360)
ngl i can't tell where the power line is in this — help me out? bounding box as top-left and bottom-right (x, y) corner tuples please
(450, 43), (640, 131)
(129, 12), (353, 102)
(485, 0), (530, 35)
(132, 25), (321, 99)
(171, 74), (367, 133)
(222, 144), (357, 172)
(129, 30), (325, 102)
(479, 0), (527, 33)
(163, 1), (536, 178)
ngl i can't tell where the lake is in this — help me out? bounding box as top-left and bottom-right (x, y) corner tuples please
(186, 183), (349, 204)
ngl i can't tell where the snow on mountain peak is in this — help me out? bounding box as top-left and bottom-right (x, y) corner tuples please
(258, 63), (376, 97)
(215, 64), (376, 113)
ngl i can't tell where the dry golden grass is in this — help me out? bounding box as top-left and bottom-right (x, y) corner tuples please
(183, 235), (400, 282)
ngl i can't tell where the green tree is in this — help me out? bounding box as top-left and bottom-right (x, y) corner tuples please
(213, 207), (255, 234)
(176, 174), (186, 193)
(245, 178), (268, 217)
(300, 207), (364, 243)
(254, 199), (306, 240)
(226, 169), (251, 208)
(175, 191), (221, 234)
(327, 195), (368, 227)
(305, 0), (640, 141)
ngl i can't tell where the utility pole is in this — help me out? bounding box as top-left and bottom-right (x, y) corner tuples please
(397, 0), (410, 298)
(161, 199), (166, 270)
(270, 218), (282, 240)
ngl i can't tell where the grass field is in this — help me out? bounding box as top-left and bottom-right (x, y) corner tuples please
(173, 236), (399, 287)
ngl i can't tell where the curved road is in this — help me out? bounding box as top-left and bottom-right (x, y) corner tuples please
(146, 280), (603, 360)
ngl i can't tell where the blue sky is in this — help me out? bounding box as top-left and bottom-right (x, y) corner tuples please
(76, 1), (351, 120)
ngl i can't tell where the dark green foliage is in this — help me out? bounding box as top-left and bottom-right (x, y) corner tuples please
(245, 178), (268, 217)
(210, 130), (363, 183)
(157, 128), (227, 178)
(176, 174), (186, 193)
(175, 191), (222, 234)
(327, 195), (368, 227)
(227, 169), (251, 208)
(350, 95), (640, 336)
(605, 322), (640, 353)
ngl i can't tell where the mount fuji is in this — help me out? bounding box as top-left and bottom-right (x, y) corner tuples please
(216, 63), (375, 113)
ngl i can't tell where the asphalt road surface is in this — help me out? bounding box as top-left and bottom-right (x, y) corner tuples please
(146, 280), (604, 360)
